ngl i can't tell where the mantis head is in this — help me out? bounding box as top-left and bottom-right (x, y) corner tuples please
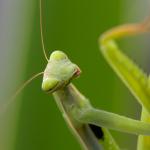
(42, 51), (81, 93)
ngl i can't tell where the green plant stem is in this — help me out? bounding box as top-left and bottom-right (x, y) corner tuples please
(137, 108), (150, 150)
(52, 83), (120, 150)
(99, 21), (150, 150)
(100, 40), (150, 114)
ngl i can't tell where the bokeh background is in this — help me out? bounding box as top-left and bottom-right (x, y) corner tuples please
(0, 0), (150, 150)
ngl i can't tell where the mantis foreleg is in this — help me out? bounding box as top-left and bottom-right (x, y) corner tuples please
(53, 83), (120, 150)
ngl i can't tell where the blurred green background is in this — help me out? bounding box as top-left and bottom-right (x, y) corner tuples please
(0, 0), (150, 150)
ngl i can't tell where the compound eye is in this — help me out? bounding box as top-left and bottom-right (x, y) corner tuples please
(50, 50), (68, 61)
(42, 78), (59, 92)
(73, 67), (81, 77)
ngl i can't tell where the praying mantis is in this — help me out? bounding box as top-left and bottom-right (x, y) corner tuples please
(8, 0), (150, 150)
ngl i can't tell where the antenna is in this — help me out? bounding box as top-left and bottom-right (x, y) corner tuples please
(0, 72), (43, 115)
(39, 0), (49, 61)
(11, 72), (43, 100)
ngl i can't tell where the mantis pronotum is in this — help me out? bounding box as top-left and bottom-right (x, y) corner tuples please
(7, 0), (150, 150)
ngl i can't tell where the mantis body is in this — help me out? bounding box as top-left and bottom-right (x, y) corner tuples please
(9, 1), (150, 149)
(40, 17), (150, 149)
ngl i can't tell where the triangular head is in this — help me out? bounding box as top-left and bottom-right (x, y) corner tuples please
(42, 51), (81, 92)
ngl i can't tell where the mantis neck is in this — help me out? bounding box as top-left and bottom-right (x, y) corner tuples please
(52, 83), (102, 150)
